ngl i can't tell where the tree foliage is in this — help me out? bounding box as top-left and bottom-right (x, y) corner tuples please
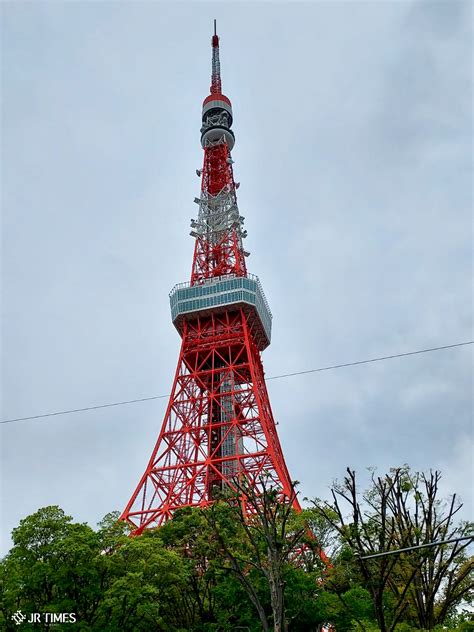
(0, 466), (472, 631)
(310, 466), (474, 632)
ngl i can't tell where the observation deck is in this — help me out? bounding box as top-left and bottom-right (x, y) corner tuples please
(169, 273), (272, 350)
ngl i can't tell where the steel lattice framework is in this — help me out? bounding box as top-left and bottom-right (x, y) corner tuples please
(121, 22), (300, 534)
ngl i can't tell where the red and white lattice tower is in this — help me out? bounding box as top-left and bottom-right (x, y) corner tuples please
(121, 22), (300, 534)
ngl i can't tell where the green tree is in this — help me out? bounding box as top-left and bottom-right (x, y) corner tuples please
(310, 466), (474, 632)
(0, 506), (107, 630)
(202, 476), (329, 632)
(159, 506), (221, 626)
(0, 506), (190, 632)
(94, 532), (187, 631)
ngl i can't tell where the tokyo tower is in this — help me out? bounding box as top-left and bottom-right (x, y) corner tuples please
(121, 22), (301, 534)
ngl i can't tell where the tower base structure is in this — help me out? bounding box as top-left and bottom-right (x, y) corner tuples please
(121, 304), (299, 534)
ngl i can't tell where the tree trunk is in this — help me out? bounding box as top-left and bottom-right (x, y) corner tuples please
(269, 580), (285, 632)
(268, 562), (286, 632)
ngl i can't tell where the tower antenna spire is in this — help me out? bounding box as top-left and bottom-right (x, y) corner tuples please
(210, 19), (221, 94)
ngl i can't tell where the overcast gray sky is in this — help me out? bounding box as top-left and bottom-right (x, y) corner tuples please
(1, 1), (472, 555)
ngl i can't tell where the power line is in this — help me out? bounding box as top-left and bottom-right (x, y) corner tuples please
(358, 535), (474, 560)
(265, 341), (473, 380)
(1, 340), (472, 426)
(1, 395), (169, 425)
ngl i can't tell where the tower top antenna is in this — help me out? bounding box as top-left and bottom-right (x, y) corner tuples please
(210, 20), (221, 93)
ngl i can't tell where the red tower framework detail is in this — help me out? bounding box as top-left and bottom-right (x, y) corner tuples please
(121, 23), (300, 534)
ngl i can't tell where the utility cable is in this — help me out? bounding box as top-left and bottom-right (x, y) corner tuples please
(1, 340), (472, 426)
(265, 341), (473, 380)
(358, 535), (474, 560)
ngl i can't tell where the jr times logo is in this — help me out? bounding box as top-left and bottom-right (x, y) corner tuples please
(12, 610), (77, 625)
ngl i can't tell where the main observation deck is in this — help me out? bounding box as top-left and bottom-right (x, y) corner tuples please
(169, 273), (272, 350)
